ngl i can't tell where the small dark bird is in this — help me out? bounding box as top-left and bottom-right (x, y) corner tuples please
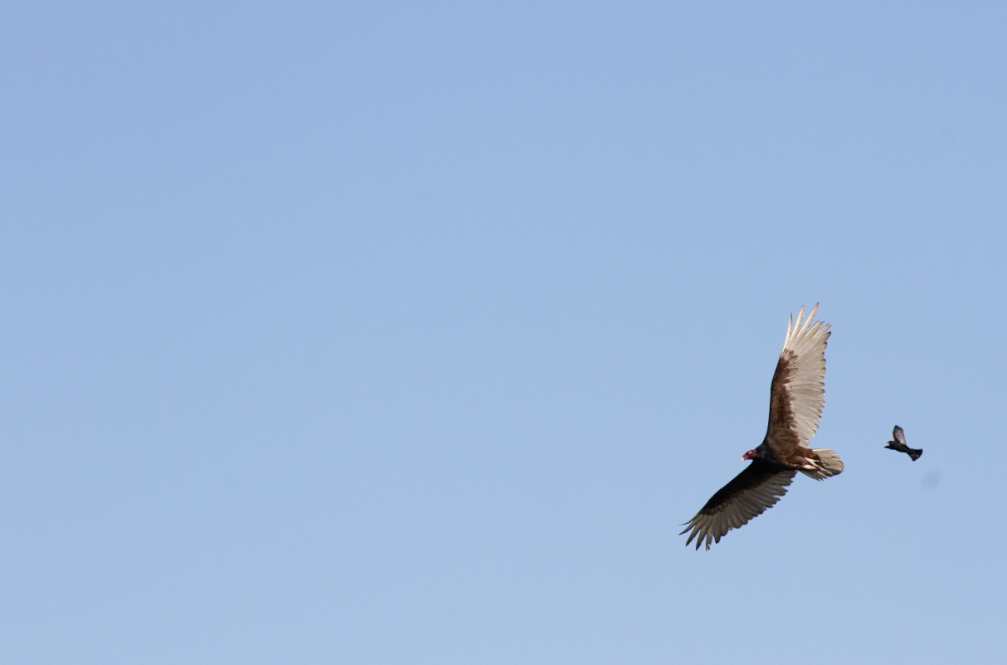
(681, 305), (844, 550)
(885, 425), (922, 461)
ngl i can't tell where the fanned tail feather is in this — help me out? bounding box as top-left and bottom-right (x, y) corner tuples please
(800, 449), (844, 480)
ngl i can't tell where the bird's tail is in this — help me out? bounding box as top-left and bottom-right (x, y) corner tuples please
(908, 448), (923, 462)
(801, 449), (844, 480)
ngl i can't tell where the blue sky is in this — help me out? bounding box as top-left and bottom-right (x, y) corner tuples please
(2, 2), (1006, 663)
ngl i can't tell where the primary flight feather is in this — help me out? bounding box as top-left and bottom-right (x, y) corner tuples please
(681, 305), (844, 550)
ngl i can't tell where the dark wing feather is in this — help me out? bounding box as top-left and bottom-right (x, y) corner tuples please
(766, 305), (830, 449)
(892, 425), (907, 446)
(681, 461), (797, 550)
(766, 350), (801, 449)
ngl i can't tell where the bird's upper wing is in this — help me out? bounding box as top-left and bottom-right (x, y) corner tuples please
(681, 461), (797, 550)
(892, 425), (907, 446)
(765, 304), (830, 449)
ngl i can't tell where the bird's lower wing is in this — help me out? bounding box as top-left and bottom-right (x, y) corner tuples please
(681, 462), (797, 550)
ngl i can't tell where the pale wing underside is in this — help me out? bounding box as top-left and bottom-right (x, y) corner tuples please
(892, 425), (907, 446)
(680, 464), (797, 550)
(776, 304), (830, 448)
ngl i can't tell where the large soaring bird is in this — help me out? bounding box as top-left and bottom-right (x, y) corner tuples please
(885, 426), (922, 461)
(681, 305), (844, 550)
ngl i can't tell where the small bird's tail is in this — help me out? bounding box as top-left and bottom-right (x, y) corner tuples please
(801, 449), (844, 480)
(907, 448), (923, 462)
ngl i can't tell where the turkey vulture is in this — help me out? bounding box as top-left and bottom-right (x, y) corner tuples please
(681, 305), (844, 550)
(885, 425), (922, 461)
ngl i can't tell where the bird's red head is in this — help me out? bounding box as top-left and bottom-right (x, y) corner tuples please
(741, 450), (756, 461)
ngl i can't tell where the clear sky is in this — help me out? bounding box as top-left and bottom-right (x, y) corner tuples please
(3, 2), (1006, 663)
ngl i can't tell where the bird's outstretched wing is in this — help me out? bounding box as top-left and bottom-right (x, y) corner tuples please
(892, 425), (907, 446)
(766, 304), (830, 449)
(681, 461), (797, 550)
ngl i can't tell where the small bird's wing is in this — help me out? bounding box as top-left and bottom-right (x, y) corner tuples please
(892, 425), (907, 446)
(681, 461), (797, 550)
(766, 305), (830, 449)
